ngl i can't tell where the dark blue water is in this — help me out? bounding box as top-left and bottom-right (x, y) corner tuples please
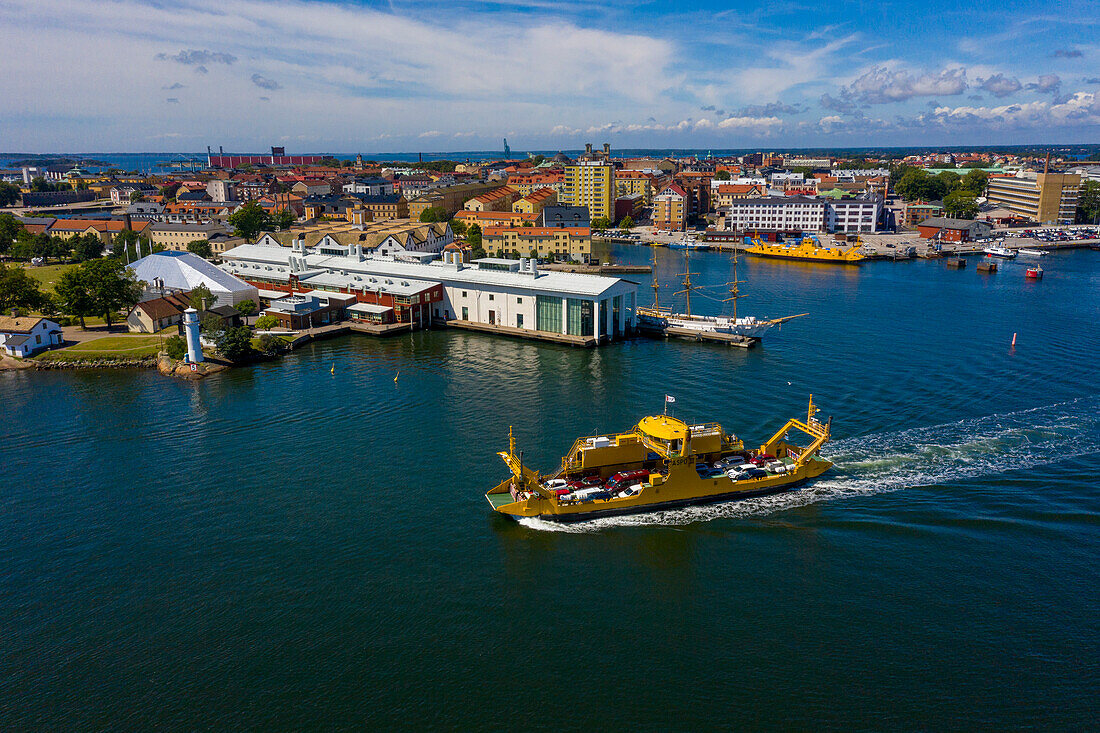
(2, 248), (1098, 729)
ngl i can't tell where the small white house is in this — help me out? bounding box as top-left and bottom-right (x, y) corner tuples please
(0, 316), (63, 357)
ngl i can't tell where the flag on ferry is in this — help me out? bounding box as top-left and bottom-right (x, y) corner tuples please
(665, 395), (676, 403)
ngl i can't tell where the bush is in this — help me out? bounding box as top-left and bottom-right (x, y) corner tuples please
(254, 314), (279, 330)
(258, 333), (289, 355)
(165, 335), (187, 360)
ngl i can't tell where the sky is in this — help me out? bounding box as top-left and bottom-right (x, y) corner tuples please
(1, 0), (1099, 153)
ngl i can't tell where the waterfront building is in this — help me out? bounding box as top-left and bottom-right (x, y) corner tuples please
(563, 161), (615, 220)
(985, 171), (1081, 224)
(915, 217), (993, 242)
(482, 226), (591, 261)
(653, 184), (688, 231)
(725, 195), (881, 235)
(129, 251), (259, 307)
(541, 205), (590, 229)
(220, 240), (637, 343)
(262, 291), (358, 330)
(0, 316), (62, 358)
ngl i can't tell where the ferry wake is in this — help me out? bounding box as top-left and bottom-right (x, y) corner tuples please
(486, 397), (832, 522)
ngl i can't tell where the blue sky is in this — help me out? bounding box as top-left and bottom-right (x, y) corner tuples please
(1, 0), (1098, 152)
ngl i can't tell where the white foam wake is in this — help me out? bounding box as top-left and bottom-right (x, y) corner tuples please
(517, 396), (1100, 532)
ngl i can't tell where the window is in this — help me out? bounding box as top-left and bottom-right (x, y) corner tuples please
(488, 294), (494, 301)
(462, 291), (468, 298)
(517, 297), (523, 304)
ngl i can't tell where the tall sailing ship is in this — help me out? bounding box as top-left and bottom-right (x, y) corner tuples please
(637, 246), (806, 340)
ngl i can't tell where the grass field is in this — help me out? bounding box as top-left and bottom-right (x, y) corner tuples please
(38, 335), (164, 362)
(22, 263), (78, 293)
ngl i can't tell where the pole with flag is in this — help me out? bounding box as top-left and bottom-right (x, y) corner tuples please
(664, 394), (675, 415)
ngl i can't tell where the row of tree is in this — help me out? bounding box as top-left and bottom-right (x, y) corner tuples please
(0, 257), (143, 329)
(892, 166), (990, 219)
(0, 213), (158, 263)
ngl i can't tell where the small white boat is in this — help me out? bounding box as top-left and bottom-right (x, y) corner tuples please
(983, 246), (1017, 259)
(1018, 248), (1049, 257)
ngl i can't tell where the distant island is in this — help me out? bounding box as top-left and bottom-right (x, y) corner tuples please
(3, 156), (110, 168)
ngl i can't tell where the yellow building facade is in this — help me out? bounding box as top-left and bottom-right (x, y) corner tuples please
(563, 162), (615, 220)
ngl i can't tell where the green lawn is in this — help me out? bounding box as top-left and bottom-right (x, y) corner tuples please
(22, 263), (78, 293)
(38, 335), (164, 362)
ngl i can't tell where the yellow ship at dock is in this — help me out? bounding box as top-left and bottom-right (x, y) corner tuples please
(486, 397), (832, 522)
(745, 235), (866, 264)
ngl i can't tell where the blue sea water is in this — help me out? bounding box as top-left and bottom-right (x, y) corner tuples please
(1, 247), (1098, 729)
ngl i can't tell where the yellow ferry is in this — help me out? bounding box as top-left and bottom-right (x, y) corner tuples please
(744, 235), (866, 264)
(486, 397), (832, 522)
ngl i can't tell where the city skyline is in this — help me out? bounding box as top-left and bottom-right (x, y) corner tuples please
(2, 0), (1099, 152)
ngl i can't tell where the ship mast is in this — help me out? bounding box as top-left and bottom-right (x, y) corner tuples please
(651, 245), (660, 310)
(674, 251), (701, 317)
(722, 242), (746, 321)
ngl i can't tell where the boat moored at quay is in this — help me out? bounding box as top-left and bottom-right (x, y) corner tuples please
(744, 234), (866, 264)
(485, 397), (833, 522)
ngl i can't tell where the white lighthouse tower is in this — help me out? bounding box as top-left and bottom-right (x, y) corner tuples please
(182, 307), (203, 364)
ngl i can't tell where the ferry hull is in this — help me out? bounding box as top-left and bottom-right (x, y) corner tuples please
(493, 479), (810, 523)
(747, 252), (864, 264)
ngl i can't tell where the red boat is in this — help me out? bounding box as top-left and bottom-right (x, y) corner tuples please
(1026, 266), (1043, 279)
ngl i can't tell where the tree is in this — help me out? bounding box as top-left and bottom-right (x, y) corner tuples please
(943, 190), (979, 219)
(30, 177), (56, 193)
(189, 283), (216, 312)
(215, 325), (255, 362)
(895, 168), (948, 202)
(470, 244), (487, 260)
(275, 208), (295, 231)
(449, 219), (467, 236)
(0, 181), (20, 207)
(0, 264), (48, 312)
(236, 299), (257, 318)
(254, 314), (279, 330)
(227, 201), (273, 241)
(129, 191), (145, 203)
(0, 212), (24, 255)
(164, 335), (187, 360)
(258, 332), (288, 355)
(1076, 181), (1100, 224)
(82, 257), (143, 329)
(521, 221), (534, 227)
(72, 233), (105, 262)
(591, 216), (612, 231)
(419, 206), (446, 223)
(201, 311), (225, 334)
(187, 239), (213, 259)
(466, 223), (482, 249)
(159, 182), (181, 199)
(55, 267), (96, 328)
(714, 170), (731, 181)
(961, 169), (989, 196)
(619, 215), (634, 229)
(112, 229), (143, 261)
